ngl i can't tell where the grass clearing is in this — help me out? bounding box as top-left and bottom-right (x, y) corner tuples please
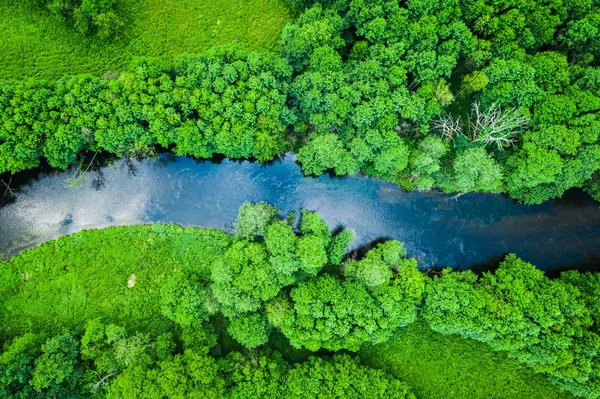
(0, 225), (230, 336)
(0, 0), (292, 80)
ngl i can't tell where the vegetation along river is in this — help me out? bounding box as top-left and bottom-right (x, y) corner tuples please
(1, 153), (599, 272)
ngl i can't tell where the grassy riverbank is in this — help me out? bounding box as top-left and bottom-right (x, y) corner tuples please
(0, 0), (291, 80)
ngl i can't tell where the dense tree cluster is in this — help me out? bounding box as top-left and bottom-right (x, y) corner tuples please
(0, 323), (416, 399)
(286, 0), (600, 203)
(0, 46), (294, 174)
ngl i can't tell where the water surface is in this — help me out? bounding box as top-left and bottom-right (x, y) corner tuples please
(1, 153), (599, 272)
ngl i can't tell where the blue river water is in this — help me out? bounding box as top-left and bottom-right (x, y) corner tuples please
(1, 153), (599, 272)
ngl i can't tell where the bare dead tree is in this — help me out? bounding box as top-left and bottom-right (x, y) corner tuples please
(468, 102), (529, 150)
(432, 103), (528, 151)
(432, 114), (463, 141)
(90, 370), (120, 392)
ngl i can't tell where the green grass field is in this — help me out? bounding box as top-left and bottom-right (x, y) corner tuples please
(361, 321), (574, 399)
(0, 0), (292, 80)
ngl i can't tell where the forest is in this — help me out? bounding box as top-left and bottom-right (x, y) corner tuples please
(1, 0), (599, 203)
(0, 203), (599, 398)
(1, 0), (600, 397)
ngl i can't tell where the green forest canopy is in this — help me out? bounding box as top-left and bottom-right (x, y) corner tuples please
(0, 203), (598, 398)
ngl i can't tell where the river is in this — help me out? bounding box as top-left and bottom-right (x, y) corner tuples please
(1, 153), (599, 272)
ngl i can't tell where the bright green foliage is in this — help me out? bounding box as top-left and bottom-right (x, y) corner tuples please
(361, 321), (574, 399)
(107, 349), (226, 399)
(42, 0), (125, 40)
(159, 274), (210, 327)
(0, 46), (295, 173)
(221, 351), (287, 399)
(447, 147), (503, 193)
(284, 354), (415, 398)
(296, 235), (329, 275)
(407, 135), (447, 191)
(227, 312), (272, 349)
(0, 224), (229, 336)
(211, 240), (292, 317)
(344, 241), (406, 287)
(276, 259), (423, 351)
(265, 221), (300, 274)
(297, 133), (358, 175)
(299, 209), (330, 241)
(461, 71), (489, 94)
(1, 0), (599, 201)
(234, 202), (279, 239)
(1, 206), (598, 397)
(327, 229), (355, 265)
(0, 81), (49, 173)
(280, 4), (347, 71)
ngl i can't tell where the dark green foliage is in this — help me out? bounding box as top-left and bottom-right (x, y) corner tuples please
(422, 254), (600, 398)
(30, 333), (82, 396)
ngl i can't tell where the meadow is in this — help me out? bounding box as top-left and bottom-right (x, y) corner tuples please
(0, 0), (292, 80)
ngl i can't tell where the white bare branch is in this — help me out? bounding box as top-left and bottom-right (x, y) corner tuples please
(432, 114), (463, 141)
(468, 102), (528, 150)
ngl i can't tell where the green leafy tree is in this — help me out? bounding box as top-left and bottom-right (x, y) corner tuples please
(211, 240), (293, 317)
(447, 147), (503, 193)
(159, 273), (210, 327)
(227, 312), (272, 349)
(31, 333), (82, 396)
(284, 354), (415, 399)
(234, 202), (279, 239)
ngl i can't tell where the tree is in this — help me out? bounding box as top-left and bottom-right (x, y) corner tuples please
(211, 240), (293, 317)
(227, 312), (272, 349)
(0, 333), (45, 399)
(31, 333), (82, 395)
(234, 202), (279, 239)
(344, 241), (407, 288)
(284, 354), (415, 399)
(221, 351), (287, 399)
(448, 147), (503, 193)
(159, 274), (210, 327)
(275, 267), (422, 351)
(408, 135), (447, 191)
